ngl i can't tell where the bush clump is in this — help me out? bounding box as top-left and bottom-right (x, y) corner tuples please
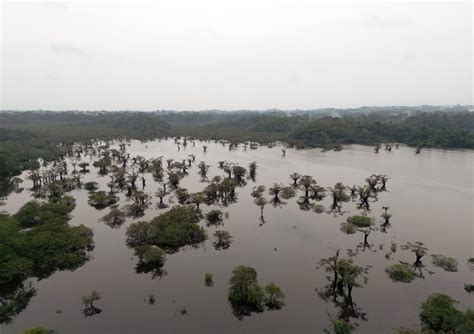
(385, 263), (417, 283)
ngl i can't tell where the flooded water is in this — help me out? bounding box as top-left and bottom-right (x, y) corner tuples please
(1, 139), (473, 333)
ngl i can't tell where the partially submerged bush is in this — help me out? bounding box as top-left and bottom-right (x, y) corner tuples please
(346, 215), (373, 228)
(83, 181), (99, 192)
(213, 230), (233, 250)
(204, 273), (214, 287)
(206, 209), (223, 226)
(228, 265), (285, 320)
(87, 191), (118, 209)
(431, 254), (458, 272)
(22, 327), (53, 334)
(385, 263), (416, 283)
(264, 282), (285, 310)
(126, 206), (206, 253)
(100, 207), (126, 228)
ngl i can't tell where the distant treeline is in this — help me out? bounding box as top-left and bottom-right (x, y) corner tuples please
(0, 109), (473, 185)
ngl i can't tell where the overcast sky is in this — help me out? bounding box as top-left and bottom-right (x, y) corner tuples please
(1, 1), (472, 111)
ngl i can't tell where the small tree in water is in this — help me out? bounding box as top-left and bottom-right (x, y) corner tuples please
(385, 263), (417, 283)
(213, 230), (233, 250)
(204, 273), (214, 287)
(81, 290), (102, 317)
(289, 172), (300, 187)
(328, 182), (350, 213)
(401, 242), (428, 266)
(254, 196), (268, 225)
(264, 282), (285, 310)
(206, 209), (223, 227)
(342, 215), (376, 249)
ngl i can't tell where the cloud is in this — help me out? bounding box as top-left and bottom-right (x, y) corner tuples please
(50, 43), (86, 57)
(39, 2), (69, 11)
(363, 14), (412, 29)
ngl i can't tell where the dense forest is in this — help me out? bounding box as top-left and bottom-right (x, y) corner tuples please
(0, 108), (473, 188)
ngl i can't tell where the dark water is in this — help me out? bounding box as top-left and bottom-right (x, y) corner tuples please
(1, 140), (473, 333)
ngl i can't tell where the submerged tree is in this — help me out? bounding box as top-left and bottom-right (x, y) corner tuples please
(126, 206), (206, 254)
(190, 192), (205, 211)
(400, 242), (431, 278)
(0, 282), (37, 324)
(289, 172), (300, 187)
(197, 161), (210, 180)
(100, 207), (126, 229)
(254, 196), (268, 225)
(125, 189), (151, 217)
(380, 206), (392, 231)
(133, 245), (167, 278)
(264, 282), (285, 310)
(401, 242), (428, 266)
(204, 273), (214, 287)
(206, 209), (223, 227)
(324, 311), (355, 334)
(88, 191), (118, 210)
(83, 181), (99, 192)
(431, 255), (458, 272)
(328, 182), (350, 214)
(341, 215), (376, 250)
(81, 290), (102, 317)
(298, 175), (316, 199)
(213, 230), (233, 250)
(228, 265), (264, 320)
(227, 265), (284, 320)
(155, 188), (170, 208)
(419, 293), (473, 333)
(248, 162), (257, 181)
(385, 263), (417, 283)
(316, 251), (370, 326)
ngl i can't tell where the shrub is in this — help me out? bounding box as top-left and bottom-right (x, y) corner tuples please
(385, 263), (416, 283)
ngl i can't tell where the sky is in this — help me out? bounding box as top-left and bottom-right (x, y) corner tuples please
(1, 0), (472, 111)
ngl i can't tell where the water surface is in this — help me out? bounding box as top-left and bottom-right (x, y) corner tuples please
(1, 140), (472, 333)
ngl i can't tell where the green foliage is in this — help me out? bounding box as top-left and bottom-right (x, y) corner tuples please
(83, 181), (99, 192)
(87, 191), (118, 209)
(420, 293), (463, 332)
(280, 186), (296, 199)
(204, 273), (214, 287)
(0, 201), (94, 286)
(264, 282), (285, 310)
(81, 290), (102, 316)
(228, 265), (265, 317)
(431, 254), (458, 272)
(254, 196), (268, 208)
(175, 188), (190, 204)
(100, 207), (126, 229)
(228, 265), (285, 320)
(140, 246), (166, 267)
(0, 281), (36, 324)
(1, 110), (472, 192)
(82, 290), (101, 307)
(346, 215), (372, 228)
(168, 172), (180, 188)
(212, 230), (233, 250)
(205, 210), (223, 226)
(324, 319), (354, 334)
(126, 206), (206, 253)
(385, 263), (417, 283)
(13, 200), (73, 229)
(22, 327), (53, 334)
(0, 200), (93, 323)
(401, 242), (428, 263)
